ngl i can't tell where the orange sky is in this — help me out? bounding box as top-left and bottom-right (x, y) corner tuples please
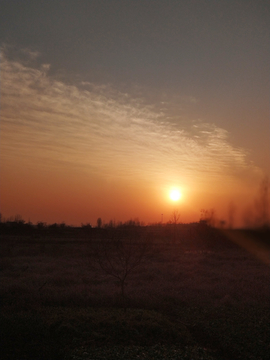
(1, 49), (266, 227)
(0, 1), (269, 227)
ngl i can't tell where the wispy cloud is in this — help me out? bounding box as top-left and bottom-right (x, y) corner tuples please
(1, 48), (260, 188)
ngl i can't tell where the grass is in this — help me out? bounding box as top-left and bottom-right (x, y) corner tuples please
(0, 227), (269, 359)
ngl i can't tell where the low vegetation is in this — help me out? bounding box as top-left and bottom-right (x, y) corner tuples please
(0, 223), (269, 359)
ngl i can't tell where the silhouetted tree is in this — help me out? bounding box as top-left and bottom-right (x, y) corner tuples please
(96, 217), (102, 228)
(228, 201), (236, 229)
(255, 176), (269, 228)
(96, 228), (151, 310)
(170, 209), (180, 225)
(37, 222), (46, 230)
(60, 222), (66, 229)
(14, 214), (25, 224)
(81, 223), (92, 229)
(169, 210), (181, 243)
(200, 208), (216, 227)
(242, 206), (254, 229)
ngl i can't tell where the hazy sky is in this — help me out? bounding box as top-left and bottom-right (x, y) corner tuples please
(1, 0), (269, 226)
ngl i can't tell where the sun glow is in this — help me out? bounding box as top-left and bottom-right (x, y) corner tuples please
(170, 189), (181, 201)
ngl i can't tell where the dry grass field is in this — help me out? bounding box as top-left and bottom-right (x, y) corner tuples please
(0, 225), (269, 359)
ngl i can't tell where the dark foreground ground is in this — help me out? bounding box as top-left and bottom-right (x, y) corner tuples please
(1, 226), (269, 359)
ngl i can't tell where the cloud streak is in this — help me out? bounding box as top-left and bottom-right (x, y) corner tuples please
(1, 48), (260, 189)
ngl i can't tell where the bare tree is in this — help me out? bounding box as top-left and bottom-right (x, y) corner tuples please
(228, 201), (236, 229)
(96, 227), (151, 310)
(170, 209), (180, 225)
(200, 208), (216, 227)
(169, 209), (181, 244)
(242, 206), (254, 229)
(96, 217), (102, 228)
(255, 176), (269, 228)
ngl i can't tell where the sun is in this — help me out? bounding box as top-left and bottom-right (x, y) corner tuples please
(170, 189), (181, 201)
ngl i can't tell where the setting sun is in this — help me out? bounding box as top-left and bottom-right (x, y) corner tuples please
(170, 189), (181, 201)
(0, 2), (269, 229)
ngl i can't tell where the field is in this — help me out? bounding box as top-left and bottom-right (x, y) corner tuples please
(1, 225), (269, 359)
